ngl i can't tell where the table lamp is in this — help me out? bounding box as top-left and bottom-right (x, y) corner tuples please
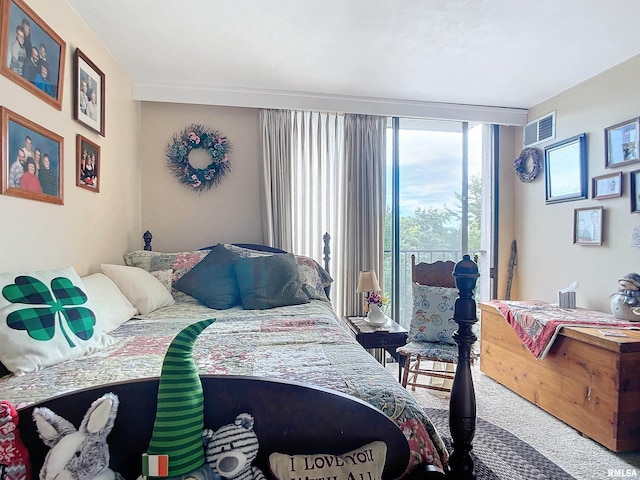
(356, 270), (381, 314)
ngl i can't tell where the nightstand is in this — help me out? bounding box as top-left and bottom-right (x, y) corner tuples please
(341, 316), (408, 382)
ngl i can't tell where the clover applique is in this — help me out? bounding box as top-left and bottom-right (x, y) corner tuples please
(2, 275), (96, 348)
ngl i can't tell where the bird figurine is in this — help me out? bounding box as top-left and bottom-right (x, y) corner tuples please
(610, 272), (640, 321)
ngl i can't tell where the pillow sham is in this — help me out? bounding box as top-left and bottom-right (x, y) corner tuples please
(81, 273), (137, 332)
(410, 283), (458, 345)
(294, 254), (333, 301)
(269, 441), (387, 480)
(173, 244), (241, 309)
(0, 267), (117, 375)
(100, 264), (175, 316)
(233, 253), (309, 310)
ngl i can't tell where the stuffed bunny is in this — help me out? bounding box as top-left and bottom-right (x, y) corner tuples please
(33, 393), (123, 480)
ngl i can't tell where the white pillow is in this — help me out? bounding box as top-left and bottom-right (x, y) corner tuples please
(269, 441), (387, 480)
(81, 273), (138, 332)
(0, 266), (117, 375)
(100, 264), (175, 316)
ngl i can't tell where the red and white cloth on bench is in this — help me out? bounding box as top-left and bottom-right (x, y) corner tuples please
(491, 300), (640, 359)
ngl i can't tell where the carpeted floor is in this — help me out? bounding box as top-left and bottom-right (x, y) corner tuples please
(425, 407), (576, 479)
(387, 361), (640, 480)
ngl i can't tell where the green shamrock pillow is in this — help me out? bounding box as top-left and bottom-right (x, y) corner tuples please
(0, 266), (117, 375)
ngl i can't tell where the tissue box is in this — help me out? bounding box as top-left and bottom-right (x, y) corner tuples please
(558, 291), (576, 309)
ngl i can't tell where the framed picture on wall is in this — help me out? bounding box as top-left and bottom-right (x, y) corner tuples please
(605, 117), (640, 168)
(0, 106), (63, 204)
(76, 134), (100, 192)
(544, 133), (588, 204)
(630, 170), (640, 214)
(73, 48), (105, 136)
(0, 0), (66, 110)
(592, 171), (623, 199)
(574, 206), (603, 246)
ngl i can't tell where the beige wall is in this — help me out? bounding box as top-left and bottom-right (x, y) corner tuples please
(139, 102), (263, 252)
(0, 0), (139, 276)
(511, 54), (640, 312)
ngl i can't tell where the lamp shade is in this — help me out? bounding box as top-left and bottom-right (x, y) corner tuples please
(356, 270), (381, 293)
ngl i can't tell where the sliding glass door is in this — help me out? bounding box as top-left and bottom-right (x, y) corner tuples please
(384, 118), (492, 328)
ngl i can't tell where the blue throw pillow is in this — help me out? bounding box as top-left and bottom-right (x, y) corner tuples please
(173, 244), (241, 309)
(233, 253), (309, 310)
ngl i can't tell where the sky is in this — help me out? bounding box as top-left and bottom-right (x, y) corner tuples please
(386, 123), (484, 216)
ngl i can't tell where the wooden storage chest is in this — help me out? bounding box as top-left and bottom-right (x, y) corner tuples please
(479, 302), (640, 452)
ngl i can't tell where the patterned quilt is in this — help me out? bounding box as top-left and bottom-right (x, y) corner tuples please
(491, 299), (640, 359)
(0, 299), (448, 474)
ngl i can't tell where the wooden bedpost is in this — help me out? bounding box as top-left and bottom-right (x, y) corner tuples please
(143, 230), (153, 251)
(447, 254), (479, 480)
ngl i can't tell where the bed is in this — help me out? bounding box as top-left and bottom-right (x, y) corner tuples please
(0, 236), (480, 479)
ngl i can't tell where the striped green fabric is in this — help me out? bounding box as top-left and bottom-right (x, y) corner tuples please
(147, 318), (215, 477)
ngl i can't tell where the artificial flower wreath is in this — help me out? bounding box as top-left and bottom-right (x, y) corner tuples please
(166, 124), (232, 192)
(513, 147), (541, 183)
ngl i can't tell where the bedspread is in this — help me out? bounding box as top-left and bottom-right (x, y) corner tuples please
(491, 299), (640, 359)
(0, 299), (448, 474)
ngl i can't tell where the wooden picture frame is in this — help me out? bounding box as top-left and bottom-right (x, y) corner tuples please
(605, 117), (640, 168)
(574, 206), (603, 246)
(73, 49), (105, 136)
(76, 134), (100, 192)
(0, 0), (66, 110)
(630, 170), (640, 214)
(592, 171), (623, 199)
(544, 133), (588, 204)
(0, 106), (63, 204)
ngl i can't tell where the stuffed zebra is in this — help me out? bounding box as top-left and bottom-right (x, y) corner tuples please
(203, 413), (266, 480)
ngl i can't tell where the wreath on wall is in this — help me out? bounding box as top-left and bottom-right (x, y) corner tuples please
(514, 147), (541, 183)
(166, 124), (232, 192)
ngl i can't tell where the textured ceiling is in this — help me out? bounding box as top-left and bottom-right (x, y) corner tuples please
(67, 0), (640, 113)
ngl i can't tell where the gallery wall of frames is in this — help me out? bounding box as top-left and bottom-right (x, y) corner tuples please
(0, 0), (105, 206)
(515, 115), (640, 247)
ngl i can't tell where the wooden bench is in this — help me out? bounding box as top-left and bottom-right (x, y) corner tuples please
(479, 302), (640, 452)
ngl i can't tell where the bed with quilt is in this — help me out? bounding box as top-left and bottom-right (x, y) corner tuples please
(0, 242), (450, 479)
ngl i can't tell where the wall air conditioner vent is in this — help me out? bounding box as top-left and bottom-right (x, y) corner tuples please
(523, 111), (556, 148)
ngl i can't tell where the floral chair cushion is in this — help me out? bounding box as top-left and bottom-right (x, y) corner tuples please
(408, 284), (458, 345)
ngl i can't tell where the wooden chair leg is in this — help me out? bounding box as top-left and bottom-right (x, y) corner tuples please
(401, 355), (411, 388)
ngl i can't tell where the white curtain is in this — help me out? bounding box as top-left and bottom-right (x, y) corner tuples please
(339, 114), (387, 318)
(260, 110), (386, 318)
(260, 109), (293, 252)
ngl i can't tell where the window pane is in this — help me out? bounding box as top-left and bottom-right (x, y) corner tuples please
(385, 119), (485, 328)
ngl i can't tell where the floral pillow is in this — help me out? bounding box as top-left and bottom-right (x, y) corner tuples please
(123, 249), (210, 302)
(409, 283), (458, 345)
(294, 255), (333, 301)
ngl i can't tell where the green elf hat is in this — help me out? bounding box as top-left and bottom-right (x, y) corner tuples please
(145, 318), (216, 477)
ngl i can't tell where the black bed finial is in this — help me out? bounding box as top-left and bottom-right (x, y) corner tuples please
(447, 254), (479, 480)
(143, 231), (153, 251)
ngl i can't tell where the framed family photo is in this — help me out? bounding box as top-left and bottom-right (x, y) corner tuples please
(605, 117), (639, 168)
(0, 106), (63, 204)
(574, 206), (603, 246)
(592, 171), (623, 200)
(76, 134), (100, 193)
(73, 48), (105, 136)
(544, 133), (588, 204)
(0, 0), (66, 110)
(630, 170), (640, 214)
